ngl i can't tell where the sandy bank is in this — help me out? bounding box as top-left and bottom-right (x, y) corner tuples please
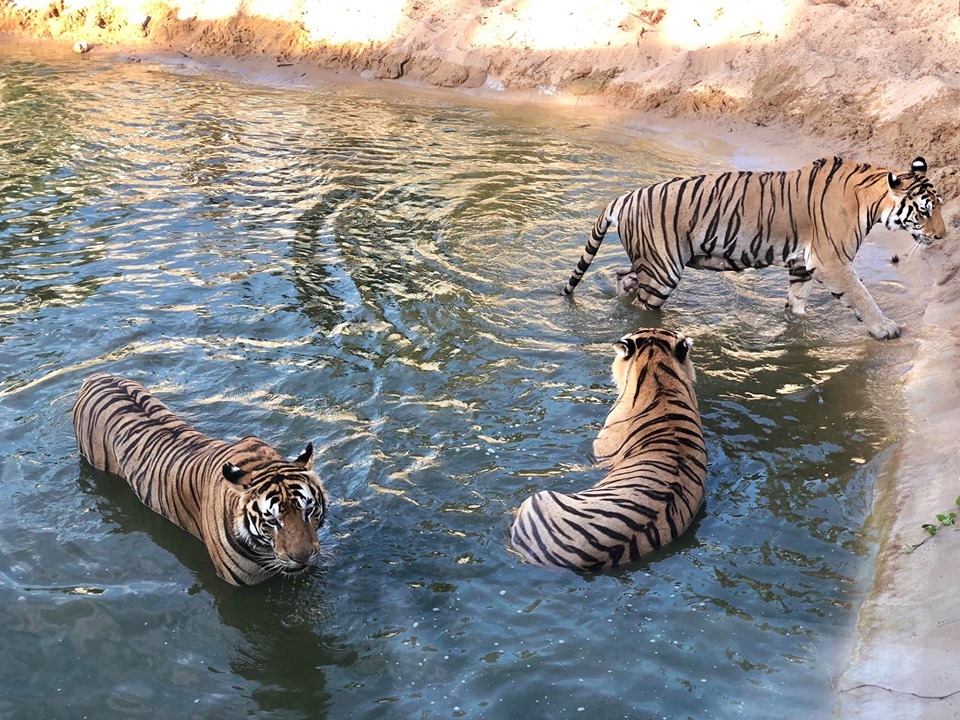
(2, 1), (959, 717)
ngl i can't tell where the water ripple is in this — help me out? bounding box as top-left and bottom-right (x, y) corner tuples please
(0, 45), (915, 720)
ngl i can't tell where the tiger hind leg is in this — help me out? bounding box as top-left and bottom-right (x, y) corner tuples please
(786, 264), (814, 315)
(615, 267), (639, 298)
(633, 274), (677, 310)
(616, 266), (677, 310)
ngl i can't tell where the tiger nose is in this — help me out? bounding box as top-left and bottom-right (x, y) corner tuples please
(289, 543), (318, 565)
(289, 550), (310, 565)
(933, 217), (947, 240)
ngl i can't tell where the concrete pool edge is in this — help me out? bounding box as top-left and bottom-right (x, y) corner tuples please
(836, 276), (960, 719)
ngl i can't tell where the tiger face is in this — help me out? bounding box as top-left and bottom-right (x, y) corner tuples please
(884, 157), (946, 245)
(222, 443), (327, 576)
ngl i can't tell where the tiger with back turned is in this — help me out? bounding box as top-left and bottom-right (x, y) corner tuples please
(73, 374), (328, 586)
(510, 328), (706, 570)
(563, 156), (946, 339)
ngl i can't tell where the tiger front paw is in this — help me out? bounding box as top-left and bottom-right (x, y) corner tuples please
(615, 267), (638, 297)
(868, 317), (901, 340)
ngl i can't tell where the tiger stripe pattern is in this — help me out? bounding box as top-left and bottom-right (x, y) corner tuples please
(510, 328), (706, 570)
(73, 373), (328, 586)
(563, 156), (946, 340)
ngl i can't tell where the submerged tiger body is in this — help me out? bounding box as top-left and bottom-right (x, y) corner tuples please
(563, 156), (946, 339)
(73, 374), (328, 586)
(511, 328), (706, 570)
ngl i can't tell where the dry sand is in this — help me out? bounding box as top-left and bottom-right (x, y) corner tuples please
(2, 0), (959, 716)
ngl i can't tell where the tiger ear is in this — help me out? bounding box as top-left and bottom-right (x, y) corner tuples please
(675, 336), (693, 364)
(887, 172), (902, 190)
(222, 462), (247, 485)
(911, 157), (927, 176)
(613, 336), (635, 359)
(293, 442), (314, 470)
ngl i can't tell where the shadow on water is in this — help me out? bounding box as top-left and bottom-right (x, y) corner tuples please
(71, 458), (355, 719)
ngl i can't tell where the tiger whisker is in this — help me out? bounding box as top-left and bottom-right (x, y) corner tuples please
(907, 240), (926, 262)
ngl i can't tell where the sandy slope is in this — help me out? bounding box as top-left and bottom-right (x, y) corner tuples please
(2, 0), (959, 716)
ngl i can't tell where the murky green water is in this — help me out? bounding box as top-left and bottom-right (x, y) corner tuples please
(1, 43), (917, 719)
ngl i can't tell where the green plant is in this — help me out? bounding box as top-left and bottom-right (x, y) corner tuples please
(922, 498), (959, 537)
(903, 495), (960, 553)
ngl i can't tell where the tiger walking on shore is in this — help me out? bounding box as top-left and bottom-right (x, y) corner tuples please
(562, 156), (946, 339)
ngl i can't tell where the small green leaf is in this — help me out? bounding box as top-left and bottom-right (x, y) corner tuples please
(922, 523), (939, 536)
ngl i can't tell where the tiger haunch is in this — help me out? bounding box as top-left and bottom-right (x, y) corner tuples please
(563, 156), (946, 340)
(510, 328), (707, 570)
(72, 374), (329, 586)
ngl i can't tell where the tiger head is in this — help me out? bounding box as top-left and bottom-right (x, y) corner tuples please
(594, 328), (697, 465)
(222, 442), (328, 578)
(883, 157), (946, 245)
(610, 327), (696, 391)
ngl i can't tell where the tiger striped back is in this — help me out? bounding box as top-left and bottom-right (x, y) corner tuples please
(73, 374), (328, 586)
(562, 156), (946, 340)
(510, 328), (706, 570)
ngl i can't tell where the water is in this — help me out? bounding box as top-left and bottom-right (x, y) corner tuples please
(0, 43), (918, 719)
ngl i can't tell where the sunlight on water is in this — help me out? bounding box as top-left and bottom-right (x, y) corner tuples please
(0, 44), (918, 720)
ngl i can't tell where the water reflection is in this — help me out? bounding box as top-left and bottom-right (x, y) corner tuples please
(74, 458), (352, 717)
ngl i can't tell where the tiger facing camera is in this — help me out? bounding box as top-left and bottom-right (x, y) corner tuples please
(73, 374), (328, 586)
